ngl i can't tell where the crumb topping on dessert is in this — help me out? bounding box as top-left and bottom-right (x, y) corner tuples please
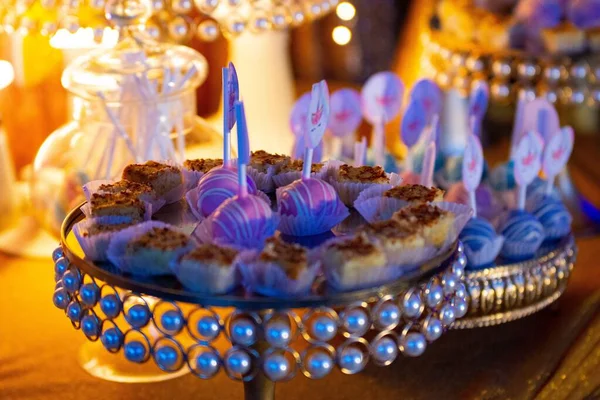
(250, 150), (289, 169)
(98, 180), (152, 195)
(259, 237), (307, 279)
(83, 223), (133, 237)
(338, 165), (389, 183)
(184, 158), (223, 173)
(90, 192), (144, 208)
(123, 161), (181, 181)
(279, 160), (324, 173)
(326, 233), (379, 256)
(393, 204), (448, 227)
(182, 244), (238, 265)
(383, 184), (444, 202)
(359, 219), (420, 238)
(130, 227), (191, 251)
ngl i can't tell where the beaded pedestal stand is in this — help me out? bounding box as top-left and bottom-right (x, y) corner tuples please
(52, 208), (469, 400)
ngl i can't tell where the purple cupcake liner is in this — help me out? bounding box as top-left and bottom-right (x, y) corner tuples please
(247, 165), (277, 193)
(80, 201), (152, 223)
(463, 235), (504, 268)
(331, 208), (369, 235)
(170, 248), (241, 294)
(181, 168), (205, 192)
(73, 219), (131, 262)
(327, 172), (402, 207)
(83, 179), (167, 215)
(107, 221), (196, 276)
(238, 251), (320, 297)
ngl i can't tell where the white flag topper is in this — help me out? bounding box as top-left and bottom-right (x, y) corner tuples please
(305, 80), (330, 149)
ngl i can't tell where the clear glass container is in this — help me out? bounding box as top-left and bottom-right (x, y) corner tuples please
(31, 25), (220, 236)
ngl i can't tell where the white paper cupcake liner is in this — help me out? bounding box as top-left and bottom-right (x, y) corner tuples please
(247, 165), (277, 193)
(181, 168), (205, 192)
(80, 201), (152, 223)
(330, 209), (367, 235)
(83, 179), (167, 215)
(328, 172), (402, 207)
(162, 182), (186, 205)
(107, 221), (196, 276)
(354, 184), (417, 224)
(170, 248), (240, 294)
(463, 235), (504, 269)
(433, 202), (474, 250)
(73, 219), (131, 262)
(238, 251), (320, 297)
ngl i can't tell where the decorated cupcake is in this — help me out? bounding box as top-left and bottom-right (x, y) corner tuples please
(122, 160), (185, 204)
(73, 220), (134, 262)
(247, 150), (290, 193)
(107, 221), (196, 276)
(321, 233), (390, 291)
(171, 244), (240, 294)
(239, 236), (319, 297)
(354, 183), (444, 223)
(328, 164), (401, 206)
(357, 219), (430, 267)
(393, 204), (456, 248)
(84, 192), (150, 224)
(182, 158), (223, 190)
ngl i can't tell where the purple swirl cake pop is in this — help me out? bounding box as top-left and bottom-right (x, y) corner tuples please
(277, 177), (349, 236)
(186, 167), (259, 219)
(568, 0), (600, 29)
(515, 0), (564, 29)
(211, 194), (278, 249)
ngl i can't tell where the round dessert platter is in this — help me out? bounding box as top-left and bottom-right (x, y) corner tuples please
(52, 205), (469, 400)
(452, 234), (576, 329)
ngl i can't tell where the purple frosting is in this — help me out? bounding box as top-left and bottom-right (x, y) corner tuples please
(194, 167), (259, 218)
(515, 0), (564, 29)
(278, 178), (341, 217)
(211, 194), (277, 249)
(568, 0), (600, 29)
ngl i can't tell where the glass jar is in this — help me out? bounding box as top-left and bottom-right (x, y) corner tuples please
(31, 30), (221, 236)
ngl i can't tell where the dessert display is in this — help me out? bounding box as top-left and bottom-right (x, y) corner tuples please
(122, 160), (185, 204)
(248, 150), (291, 193)
(171, 244), (240, 294)
(107, 221), (196, 276)
(239, 236), (320, 296)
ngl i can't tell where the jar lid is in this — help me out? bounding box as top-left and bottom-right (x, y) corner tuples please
(61, 0), (207, 102)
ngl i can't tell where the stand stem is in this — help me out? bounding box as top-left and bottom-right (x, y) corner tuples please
(243, 371), (275, 400)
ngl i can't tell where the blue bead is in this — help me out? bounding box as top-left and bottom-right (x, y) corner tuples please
(62, 270), (81, 293)
(101, 327), (123, 351)
(197, 316), (220, 340)
(79, 283), (99, 307)
(124, 341), (147, 363)
(52, 247), (64, 262)
(53, 288), (70, 310)
(100, 294), (122, 319)
(81, 314), (100, 338)
(54, 257), (69, 278)
(67, 301), (82, 323)
(160, 310), (183, 334)
(155, 346), (179, 370)
(127, 304), (150, 329)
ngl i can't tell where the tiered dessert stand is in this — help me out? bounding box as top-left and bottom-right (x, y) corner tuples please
(51, 206), (577, 399)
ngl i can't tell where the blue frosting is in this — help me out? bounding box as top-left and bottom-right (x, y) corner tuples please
(500, 209), (545, 258)
(531, 196), (572, 240)
(488, 161), (516, 192)
(459, 217), (496, 253)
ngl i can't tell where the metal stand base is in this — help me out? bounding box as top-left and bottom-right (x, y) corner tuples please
(243, 373), (276, 400)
